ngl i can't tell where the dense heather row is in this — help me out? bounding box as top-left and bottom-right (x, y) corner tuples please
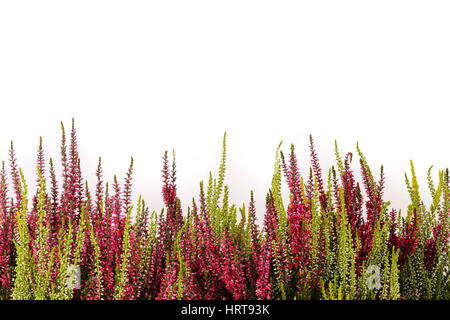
(0, 119), (449, 300)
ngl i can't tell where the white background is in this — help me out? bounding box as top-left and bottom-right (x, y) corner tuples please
(0, 1), (449, 219)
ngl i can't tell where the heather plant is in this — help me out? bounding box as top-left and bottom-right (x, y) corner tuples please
(0, 119), (448, 300)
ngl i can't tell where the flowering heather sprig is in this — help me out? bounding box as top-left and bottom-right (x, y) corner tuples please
(9, 142), (22, 211)
(48, 157), (60, 244)
(256, 241), (272, 300)
(85, 213), (103, 300)
(161, 151), (183, 245)
(99, 183), (116, 299)
(33, 167), (52, 300)
(30, 139), (51, 245)
(280, 144), (304, 203)
(12, 169), (33, 300)
(264, 192), (278, 245)
(114, 205), (133, 300)
(309, 135), (328, 211)
(111, 175), (124, 253)
(0, 161), (14, 298)
(56, 118), (83, 233)
(341, 153), (363, 234)
(424, 224), (440, 272)
(248, 191), (260, 260)
(59, 122), (70, 229)
(397, 210), (419, 269)
(123, 157), (134, 214)
(95, 157), (103, 218)
(219, 228), (247, 299)
(282, 146), (311, 274)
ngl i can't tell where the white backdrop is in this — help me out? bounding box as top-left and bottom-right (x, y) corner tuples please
(0, 1), (449, 219)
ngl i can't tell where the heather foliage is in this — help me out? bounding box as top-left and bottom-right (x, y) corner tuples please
(0, 120), (449, 300)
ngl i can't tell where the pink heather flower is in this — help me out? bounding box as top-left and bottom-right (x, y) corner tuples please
(309, 135), (328, 211)
(256, 241), (272, 300)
